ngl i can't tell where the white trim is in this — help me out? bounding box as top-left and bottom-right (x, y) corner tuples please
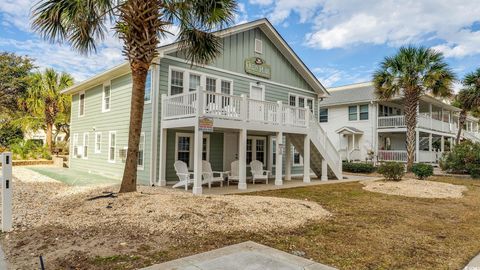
(255, 38), (263, 54)
(246, 136), (267, 166)
(144, 69), (153, 104)
(150, 62), (160, 186)
(108, 131), (116, 163)
(271, 136), (303, 167)
(168, 66), (233, 96)
(78, 91), (85, 117)
(174, 132), (210, 170)
(288, 93), (315, 113)
(138, 132), (145, 170)
(72, 133), (79, 158)
(102, 83), (111, 112)
(348, 104), (369, 122)
(94, 132), (102, 154)
(82, 132), (89, 159)
(249, 83), (265, 100)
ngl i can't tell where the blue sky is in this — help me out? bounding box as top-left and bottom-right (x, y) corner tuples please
(1, 0), (480, 90)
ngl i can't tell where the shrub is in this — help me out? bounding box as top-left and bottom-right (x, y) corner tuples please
(412, 163), (434, 180)
(440, 141), (480, 178)
(342, 162), (376, 173)
(9, 139), (51, 160)
(378, 162), (405, 181)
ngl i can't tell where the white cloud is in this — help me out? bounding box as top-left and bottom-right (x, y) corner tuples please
(249, 0), (480, 58)
(313, 66), (371, 87)
(0, 0), (36, 31)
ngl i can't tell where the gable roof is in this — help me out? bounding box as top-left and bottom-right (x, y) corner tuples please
(320, 82), (375, 106)
(63, 18), (328, 96)
(335, 126), (364, 135)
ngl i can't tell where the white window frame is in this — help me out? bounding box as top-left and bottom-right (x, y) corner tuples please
(174, 132), (210, 170)
(108, 131), (116, 163)
(246, 136), (266, 166)
(102, 83), (111, 112)
(271, 137), (302, 167)
(138, 132), (145, 170)
(73, 133), (79, 158)
(144, 69), (153, 104)
(288, 93), (314, 112)
(83, 133), (89, 159)
(78, 91), (85, 117)
(94, 132), (102, 154)
(255, 38), (263, 54)
(348, 104), (369, 121)
(168, 66), (233, 96)
(319, 108), (328, 123)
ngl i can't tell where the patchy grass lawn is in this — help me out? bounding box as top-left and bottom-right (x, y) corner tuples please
(4, 176), (480, 269)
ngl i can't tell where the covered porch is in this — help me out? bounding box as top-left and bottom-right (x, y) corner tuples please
(336, 126), (363, 162)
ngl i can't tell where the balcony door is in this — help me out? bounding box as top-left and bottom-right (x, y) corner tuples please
(249, 83), (265, 122)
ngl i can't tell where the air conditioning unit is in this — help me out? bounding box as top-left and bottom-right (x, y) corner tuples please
(119, 148), (127, 162)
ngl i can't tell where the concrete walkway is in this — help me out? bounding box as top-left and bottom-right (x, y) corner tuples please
(464, 253), (480, 270)
(142, 241), (336, 270)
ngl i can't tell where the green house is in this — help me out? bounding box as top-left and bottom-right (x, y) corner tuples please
(62, 19), (342, 194)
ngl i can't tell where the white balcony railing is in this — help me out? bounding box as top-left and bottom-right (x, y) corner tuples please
(161, 90), (309, 129)
(418, 150), (440, 163)
(377, 115), (405, 128)
(378, 150), (408, 162)
(378, 114), (455, 134)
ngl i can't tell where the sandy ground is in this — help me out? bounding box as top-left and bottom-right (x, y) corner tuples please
(1, 167), (330, 269)
(362, 179), (468, 199)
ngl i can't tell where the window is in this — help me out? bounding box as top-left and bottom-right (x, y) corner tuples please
(73, 134), (79, 157)
(95, 132), (102, 154)
(246, 139), (253, 165)
(108, 132), (116, 163)
(348, 106), (358, 121)
(288, 94), (314, 112)
(83, 133), (89, 159)
(189, 73), (201, 92)
(271, 137), (302, 166)
(256, 139), (265, 163)
(272, 138), (276, 165)
(79, 92), (85, 116)
(293, 148), (302, 165)
(221, 80), (231, 95)
(246, 137), (266, 165)
(319, 108), (328, 123)
(138, 133), (145, 169)
(145, 69), (152, 102)
(206, 77), (216, 92)
(359, 104), (369, 120)
(170, 70), (184, 95)
(103, 85), (111, 112)
(255, 38), (263, 54)
(175, 133), (210, 169)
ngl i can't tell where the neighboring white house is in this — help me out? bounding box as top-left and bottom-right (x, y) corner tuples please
(319, 82), (480, 164)
(24, 129), (67, 145)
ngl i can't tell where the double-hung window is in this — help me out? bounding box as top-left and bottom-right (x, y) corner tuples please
(359, 104), (369, 120)
(246, 137), (266, 165)
(102, 85), (111, 112)
(95, 132), (102, 154)
(144, 69), (152, 102)
(189, 74), (201, 92)
(175, 133), (210, 169)
(83, 133), (89, 159)
(348, 104), (369, 121)
(170, 70), (184, 95)
(108, 132), (116, 163)
(73, 134), (79, 157)
(319, 108), (328, 123)
(79, 92), (85, 116)
(138, 133), (145, 169)
(348, 106), (358, 121)
(289, 94), (314, 112)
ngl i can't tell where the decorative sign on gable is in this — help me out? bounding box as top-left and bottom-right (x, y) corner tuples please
(245, 57), (271, 79)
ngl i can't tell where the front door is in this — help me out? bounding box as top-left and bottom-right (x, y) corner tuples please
(223, 132), (239, 170)
(249, 84), (265, 121)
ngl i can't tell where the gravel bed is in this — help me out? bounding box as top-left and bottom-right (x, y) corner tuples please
(362, 179), (468, 199)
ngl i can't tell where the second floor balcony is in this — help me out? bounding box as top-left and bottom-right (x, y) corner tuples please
(377, 114), (458, 134)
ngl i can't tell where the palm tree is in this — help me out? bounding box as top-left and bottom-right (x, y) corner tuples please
(19, 68), (73, 153)
(454, 68), (480, 143)
(31, 0), (237, 193)
(373, 46), (455, 171)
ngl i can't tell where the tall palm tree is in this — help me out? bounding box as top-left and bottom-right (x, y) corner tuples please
(19, 68), (73, 152)
(373, 46), (455, 171)
(454, 68), (480, 143)
(31, 0), (237, 193)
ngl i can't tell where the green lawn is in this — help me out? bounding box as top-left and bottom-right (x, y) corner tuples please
(27, 167), (119, 186)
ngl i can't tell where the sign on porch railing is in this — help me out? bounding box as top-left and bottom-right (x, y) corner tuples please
(1, 152), (12, 232)
(198, 117), (214, 132)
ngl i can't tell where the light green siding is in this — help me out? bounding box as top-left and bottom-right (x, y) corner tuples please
(169, 27), (314, 92)
(70, 73), (152, 185)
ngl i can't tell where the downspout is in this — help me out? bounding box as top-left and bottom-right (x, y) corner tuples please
(149, 58), (161, 186)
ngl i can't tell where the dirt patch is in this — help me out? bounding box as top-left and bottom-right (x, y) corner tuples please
(1, 169), (330, 269)
(362, 179), (468, 198)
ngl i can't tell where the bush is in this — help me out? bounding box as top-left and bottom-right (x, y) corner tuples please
(342, 162), (376, 173)
(378, 162), (405, 181)
(440, 141), (480, 178)
(412, 163), (434, 180)
(9, 139), (51, 160)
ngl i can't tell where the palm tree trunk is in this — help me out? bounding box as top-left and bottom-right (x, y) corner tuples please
(119, 66), (148, 193)
(404, 92), (419, 171)
(46, 123), (53, 153)
(456, 110), (467, 144)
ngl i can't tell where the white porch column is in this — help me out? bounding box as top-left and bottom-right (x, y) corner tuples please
(158, 127), (168, 186)
(321, 158), (328, 181)
(238, 128), (247, 190)
(441, 136), (445, 152)
(415, 130), (420, 162)
(267, 136), (273, 174)
(285, 135), (292, 181)
(192, 127), (203, 195)
(275, 132), (283, 186)
(428, 133), (432, 151)
(303, 133), (311, 183)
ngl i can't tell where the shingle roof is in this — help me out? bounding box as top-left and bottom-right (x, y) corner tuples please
(320, 82), (375, 106)
(335, 126), (364, 134)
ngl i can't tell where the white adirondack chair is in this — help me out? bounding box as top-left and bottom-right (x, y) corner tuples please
(227, 160), (240, 186)
(202, 160), (225, 188)
(250, 160), (270, 184)
(173, 161), (194, 190)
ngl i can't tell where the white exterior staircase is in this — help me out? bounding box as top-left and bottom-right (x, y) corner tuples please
(286, 112), (343, 180)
